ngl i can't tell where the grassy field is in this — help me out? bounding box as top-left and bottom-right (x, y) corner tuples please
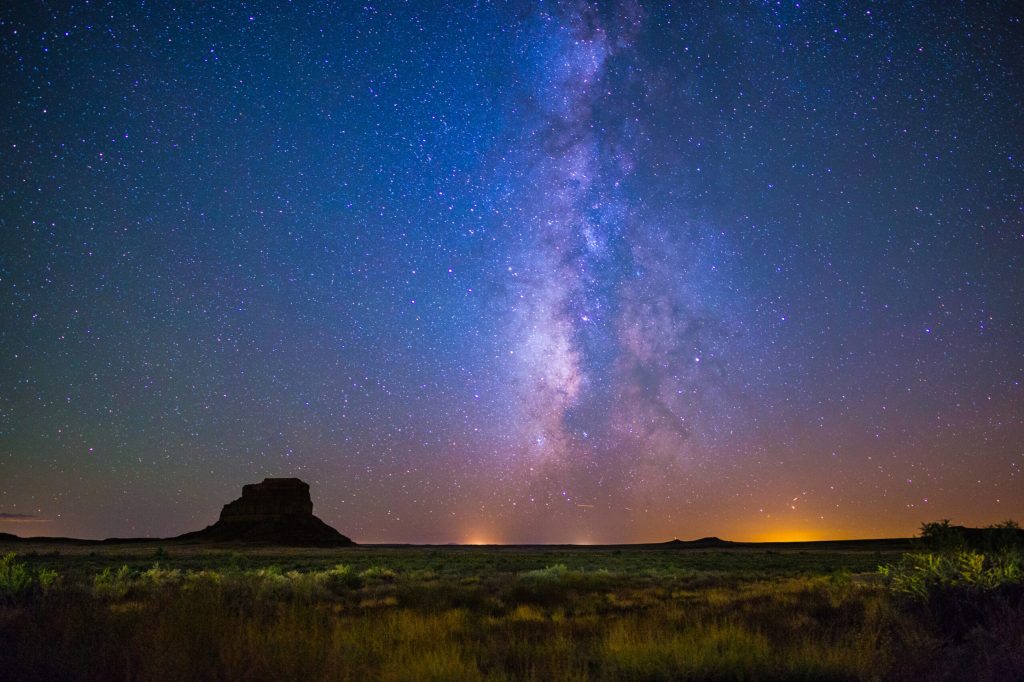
(1, 541), (1021, 681)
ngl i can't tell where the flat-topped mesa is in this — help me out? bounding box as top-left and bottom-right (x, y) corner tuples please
(219, 478), (314, 522)
(176, 477), (354, 547)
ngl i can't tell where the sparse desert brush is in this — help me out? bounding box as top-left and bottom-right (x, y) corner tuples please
(36, 567), (60, 594)
(0, 552), (59, 603)
(508, 564), (625, 610)
(244, 565), (309, 601)
(140, 563), (183, 589)
(93, 562), (190, 600)
(225, 551), (250, 572)
(360, 565), (398, 581)
(0, 552), (35, 602)
(183, 569), (223, 592)
(879, 549), (1024, 601)
(879, 546), (1024, 678)
(93, 564), (134, 600)
(318, 563), (363, 593)
(520, 563), (569, 580)
(510, 564), (573, 606)
(2, 543), (1022, 680)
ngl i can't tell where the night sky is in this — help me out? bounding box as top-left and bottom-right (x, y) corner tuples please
(1, 2), (1021, 543)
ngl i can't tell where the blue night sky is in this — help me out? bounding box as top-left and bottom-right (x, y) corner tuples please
(1, 1), (1021, 542)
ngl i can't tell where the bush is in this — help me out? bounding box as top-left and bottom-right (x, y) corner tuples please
(0, 553), (36, 603)
(879, 550), (1023, 601)
(37, 568), (60, 593)
(93, 565), (134, 600)
(183, 569), (223, 592)
(520, 564), (569, 581)
(360, 565), (397, 582)
(917, 519), (966, 551)
(984, 520), (1023, 553)
(510, 564), (576, 606)
(140, 563), (183, 589)
(880, 549), (1024, 644)
(0, 553), (61, 603)
(917, 518), (1024, 553)
(514, 564), (617, 594)
(318, 564), (362, 593)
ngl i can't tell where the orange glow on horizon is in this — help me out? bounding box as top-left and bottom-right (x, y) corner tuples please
(463, 530), (498, 545)
(740, 525), (853, 543)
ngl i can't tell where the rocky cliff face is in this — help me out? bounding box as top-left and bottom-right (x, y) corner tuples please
(176, 478), (354, 547)
(218, 478), (315, 521)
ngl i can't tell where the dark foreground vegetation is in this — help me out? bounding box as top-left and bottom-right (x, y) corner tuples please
(1, 525), (1021, 681)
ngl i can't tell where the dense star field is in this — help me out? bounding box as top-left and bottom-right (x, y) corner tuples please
(0, 2), (1021, 543)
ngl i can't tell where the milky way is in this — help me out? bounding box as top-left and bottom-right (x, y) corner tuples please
(493, 4), (739, 536)
(1, 1), (1021, 542)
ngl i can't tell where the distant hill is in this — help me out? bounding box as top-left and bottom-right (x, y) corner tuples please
(653, 536), (736, 548)
(629, 536), (913, 551)
(0, 534), (156, 545)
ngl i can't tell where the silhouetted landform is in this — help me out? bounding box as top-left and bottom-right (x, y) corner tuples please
(14, 516), (1019, 552)
(640, 537), (917, 551)
(0, 532), (156, 545)
(0, 533), (914, 551)
(657, 536), (736, 548)
(369, 537), (917, 552)
(175, 478), (354, 547)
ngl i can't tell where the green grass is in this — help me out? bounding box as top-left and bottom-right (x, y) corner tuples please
(0, 543), (1020, 680)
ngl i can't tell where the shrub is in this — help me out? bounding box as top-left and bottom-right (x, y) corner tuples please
(0, 553), (61, 603)
(37, 568), (60, 593)
(0, 553), (36, 603)
(918, 519), (965, 552)
(510, 564), (574, 606)
(829, 567), (853, 588)
(318, 564), (362, 593)
(140, 563), (183, 589)
(225, 552), (250, 572)
(984, 520), (1023, 553)
(917, 518), (1024, 553)
(880, 549), (1024, 643)
(879, 550), (1023, 600)
(183, 569), (223, 592)
(93, 565), (134, 600)
(248, 566), (294, 600)
(520, 564), (568, 581)
(360, 565), (397, 582)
